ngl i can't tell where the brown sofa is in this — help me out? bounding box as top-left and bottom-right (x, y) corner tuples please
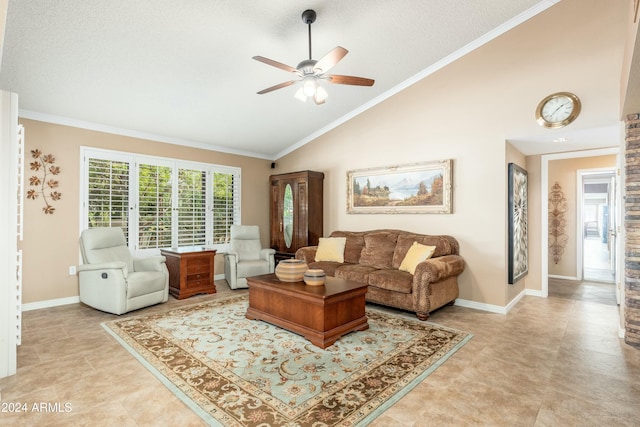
(295, 229), (465, 320)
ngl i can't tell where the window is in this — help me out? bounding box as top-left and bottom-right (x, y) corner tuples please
(81, 147), (240, 254)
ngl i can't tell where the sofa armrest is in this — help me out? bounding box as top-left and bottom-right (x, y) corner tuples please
(133, 255), (166, 272)
(260, 248), (276, 261)
(224, 251), (239, 265)
(295, 246), (318, 264)
(413, 255), (465, 284)
(77, 261), (128, 275)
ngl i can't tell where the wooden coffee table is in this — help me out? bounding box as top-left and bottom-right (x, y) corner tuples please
(245, 274), (369, 349)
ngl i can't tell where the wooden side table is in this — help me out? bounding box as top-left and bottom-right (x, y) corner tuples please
(160, 247), (217, 299)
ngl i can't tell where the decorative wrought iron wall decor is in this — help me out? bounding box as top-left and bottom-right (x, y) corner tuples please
(508, 163), (528, 284)
(27, 149), (61, 214)
(548, 182), (568, 264)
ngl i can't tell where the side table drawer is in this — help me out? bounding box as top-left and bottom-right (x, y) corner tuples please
(186, 272), (209, 282)
(186, 264), (210, 275)
(185, 279), (208, 289)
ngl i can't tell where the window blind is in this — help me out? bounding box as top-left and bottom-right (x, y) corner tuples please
(86, 157), (130, 240)
(138, 163), (172, 249)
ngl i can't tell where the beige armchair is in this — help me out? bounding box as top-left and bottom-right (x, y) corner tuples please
(224, 225), (275, 289)
(77, 227), (169, 315)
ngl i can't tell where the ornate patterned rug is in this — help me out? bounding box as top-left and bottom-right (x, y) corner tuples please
(102, 295), (471, 426)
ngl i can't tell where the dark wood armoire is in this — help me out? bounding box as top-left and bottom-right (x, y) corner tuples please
(269, 170), (324, 260)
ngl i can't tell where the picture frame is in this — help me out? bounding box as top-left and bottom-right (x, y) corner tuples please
(346, 159), (452, 214)
(508, 163), (528, 284)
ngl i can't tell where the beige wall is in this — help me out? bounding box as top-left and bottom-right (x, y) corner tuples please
(547, 155), (617, 278)
(19, 119), (272, 304)
(274, 0), (627, 308)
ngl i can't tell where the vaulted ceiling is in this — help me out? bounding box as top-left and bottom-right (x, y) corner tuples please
(0, 1), (637, 159)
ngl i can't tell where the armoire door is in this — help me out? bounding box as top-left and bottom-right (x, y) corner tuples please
(269, 171), (323, 256)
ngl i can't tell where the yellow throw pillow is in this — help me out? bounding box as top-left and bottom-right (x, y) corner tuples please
(315, 237), (347, 262)
(399, 242), (436, 274)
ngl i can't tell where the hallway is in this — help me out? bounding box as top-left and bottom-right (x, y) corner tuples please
(583, 236), (615, 283)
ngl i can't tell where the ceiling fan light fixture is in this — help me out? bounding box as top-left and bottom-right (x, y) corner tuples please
(314, 85), (328, 104)
(294, 87), (308, 103)
(302, 77), (317, 97)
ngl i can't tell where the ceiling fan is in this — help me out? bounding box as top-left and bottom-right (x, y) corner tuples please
(253, 9), (375, 105)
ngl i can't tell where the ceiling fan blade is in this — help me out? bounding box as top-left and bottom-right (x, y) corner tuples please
(253, 56), (298, 73)
(257, 80), (298, 95)
(327, 74), (375, 86)
(314, 46), (348, 74)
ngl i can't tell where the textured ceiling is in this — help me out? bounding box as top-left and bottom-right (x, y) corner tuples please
(0, 0), (613, 159)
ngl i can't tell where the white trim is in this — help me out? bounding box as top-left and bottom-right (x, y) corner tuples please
(576, 167), (616, 282)
(19, 110), (273, 161)
(548, 274), (579, 281)
(1, 91), (19, 379)
(540, 147), (619, 298)
(456, 288), (538, 315)
(506, 289), (528, 312)
(525, 288), (545, 298)
(22, 296), (81, 312)
(454, 299), (506, 315)
(80, 147), (241, 254)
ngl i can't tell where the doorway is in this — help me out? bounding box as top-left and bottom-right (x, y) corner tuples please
(579, 169), (616, 284)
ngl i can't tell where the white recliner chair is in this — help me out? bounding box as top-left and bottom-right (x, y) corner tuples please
(77, 227), (169, 315)
(224, 225), (275, 289)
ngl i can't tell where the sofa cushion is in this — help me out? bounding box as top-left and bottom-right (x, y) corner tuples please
(307, 261), (351, 277)
(359, 231), (397, 269)
(335, 264), (379, 283)
(315, 237), (347, 262)
(399, 242), (436, 274)
(329, 231), (365, 264)
(368, 269), (413, 294)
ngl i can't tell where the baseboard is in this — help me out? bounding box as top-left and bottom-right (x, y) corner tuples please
(22, 296), (80, 312)
(456, 288), (546, 316)
(23, 276), (228, 312)
(548, 274), (579, 281)
(525, 288), (546, 297)
(454, 298), (508, 315)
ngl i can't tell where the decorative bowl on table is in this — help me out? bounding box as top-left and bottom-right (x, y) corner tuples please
(275, 259), (308, 282)
(303, 269), (326, 286)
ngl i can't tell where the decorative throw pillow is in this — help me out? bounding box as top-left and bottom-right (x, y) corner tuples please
(359, 232), (397, 269)
(315, 237), (347, 262)
(399, 242), (436, 274)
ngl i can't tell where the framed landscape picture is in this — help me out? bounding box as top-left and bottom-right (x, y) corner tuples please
(346, 159), (452, 214)
(508, 162), (528, 284)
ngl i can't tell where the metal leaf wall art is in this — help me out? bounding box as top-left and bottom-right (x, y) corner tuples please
(27, 149), (61, 214)
(548, 182), (568, 264)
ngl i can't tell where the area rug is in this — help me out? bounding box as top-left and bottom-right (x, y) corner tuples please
(102, 295), (471, 426)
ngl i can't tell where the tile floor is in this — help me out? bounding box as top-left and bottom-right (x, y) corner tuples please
(0, 278), (638, 426)
(583, 236), (616, 283)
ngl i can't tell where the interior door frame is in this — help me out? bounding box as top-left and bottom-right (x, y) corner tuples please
(541, 147), (620, 297)
(576, 167), (617, 282)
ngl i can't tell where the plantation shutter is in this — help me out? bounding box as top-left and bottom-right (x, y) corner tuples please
(86, 157), (131, 240)
(81, 148), (240, 253)
(177, 168), (207, 246)
(137, 163), (172, 249)
(212, 171), (240, 245)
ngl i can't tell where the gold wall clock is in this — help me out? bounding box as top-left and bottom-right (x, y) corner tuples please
(535, 92), (581, 129)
